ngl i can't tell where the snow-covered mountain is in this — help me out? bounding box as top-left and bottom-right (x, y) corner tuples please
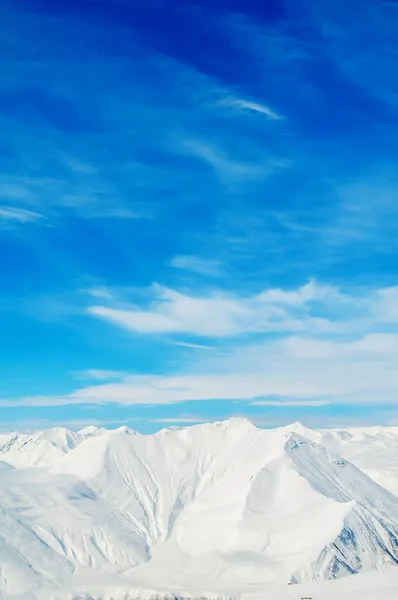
(0, 418), (397, 599)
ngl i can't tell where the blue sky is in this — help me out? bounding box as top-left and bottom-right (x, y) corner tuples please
(1, 0), (398, 432)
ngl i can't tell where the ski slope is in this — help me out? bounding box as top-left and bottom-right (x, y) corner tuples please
(0, 419), (397, 599)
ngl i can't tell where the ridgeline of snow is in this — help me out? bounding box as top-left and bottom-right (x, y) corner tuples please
(0, 419), (397, 599)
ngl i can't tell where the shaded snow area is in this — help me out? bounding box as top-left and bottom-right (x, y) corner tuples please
(0, 419), (397, 599)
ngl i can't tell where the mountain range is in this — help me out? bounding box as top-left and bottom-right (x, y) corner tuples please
(0, 418), (397, 599)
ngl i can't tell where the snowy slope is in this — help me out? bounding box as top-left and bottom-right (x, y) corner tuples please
(0, 427), (86, 468)
(0, 432), (67, 468)
(285, 434), (398, 580)
(272, 422), (398, 496)
(320, 427), (398, 497)
(0, 419), (397, 599)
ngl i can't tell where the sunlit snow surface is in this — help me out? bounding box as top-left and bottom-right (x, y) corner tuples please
(0, 419), (397, 599)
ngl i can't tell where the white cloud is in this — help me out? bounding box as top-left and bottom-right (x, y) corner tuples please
(222, 97), (284, 120)
(86, 280), (398, 342)
(257, 279), (340, 305)
(85, 288), (114, 300)
(87, 280), (340, 338)
(0, 206), (44, 224)
(2, 329), (398, 407)
(3, 282), (398, 409)
(173, 341), (214, 350)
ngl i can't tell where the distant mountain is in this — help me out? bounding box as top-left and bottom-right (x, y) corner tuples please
(0, 419), (397, 599)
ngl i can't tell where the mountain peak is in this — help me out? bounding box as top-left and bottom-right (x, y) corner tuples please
(221, 416), (256, 428)
(113, 425), (137, 435)
(78, 425), (99, 435)
(288, 420), (309, 431)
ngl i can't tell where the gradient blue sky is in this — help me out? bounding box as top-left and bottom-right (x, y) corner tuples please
(1, 0), (398, 432)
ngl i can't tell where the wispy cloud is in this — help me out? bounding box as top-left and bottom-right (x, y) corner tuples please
(178, 138), (284, 185)
(0, 206), (44, 224)
(172, 341), (215, 350)
(221, 97), (284, 120)
(85, 288), (114, 300)
(2, 333), (398, 407)
(311, 0), (398, 109)
(149, 416), (208, 424)
(322, 176), (398, 250)
(170, 255), (224, 277)
(79, 207), (146, 220)
(251, 400), (331, 407)
(75, 369), (128, 381)
(87, 280), (339, 337)
(0, 4), (290, 231)
(85, 279), (398, 340)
